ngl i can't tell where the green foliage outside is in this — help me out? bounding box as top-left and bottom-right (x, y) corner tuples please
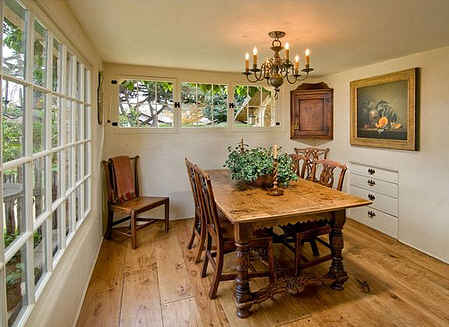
(224, 144), (298, 186)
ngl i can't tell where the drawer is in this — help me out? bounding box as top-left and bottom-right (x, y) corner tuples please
(348, 206), (398, 238)
(350, 163), (398, 183)
(350, 185), (398, 217)
(350, 173), (398, 198)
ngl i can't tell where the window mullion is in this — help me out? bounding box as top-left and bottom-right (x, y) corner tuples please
(79, 64), (85, 220)
(70, 56), (76, 232)
(60, 45), (67, 249)
(25, 9), (36, 307)
(45, 33), (54, 273)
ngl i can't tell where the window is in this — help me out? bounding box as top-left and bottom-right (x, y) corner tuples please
(234, 85), (276, 128)
(0, 1), (93, 326)
(118, 79), (174, 128)
(181, 82), (228, 127)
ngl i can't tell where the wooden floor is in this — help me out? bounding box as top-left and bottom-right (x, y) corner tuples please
(76, 218), (449, 327)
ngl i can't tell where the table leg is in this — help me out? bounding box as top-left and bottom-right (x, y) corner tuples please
(328, 210), (348, 290)
(234, 223), (252, 318)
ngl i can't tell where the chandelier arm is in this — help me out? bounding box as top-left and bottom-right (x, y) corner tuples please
(245, 73), (259, 83)
(285, 74), (298, 84)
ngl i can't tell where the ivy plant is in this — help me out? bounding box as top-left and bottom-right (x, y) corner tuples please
(224, 144), (297, 186)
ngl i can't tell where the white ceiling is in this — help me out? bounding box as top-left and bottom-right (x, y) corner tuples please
(67, 0), (449, 75)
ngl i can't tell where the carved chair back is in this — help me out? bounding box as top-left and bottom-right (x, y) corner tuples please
(185, 158), (201, 216)
(311, 159), (347, 191)
(289, 153), (307, 177)
(102, 156), (140, 205)
(294, 147), (330, 179)
(193, 165), (223, 247)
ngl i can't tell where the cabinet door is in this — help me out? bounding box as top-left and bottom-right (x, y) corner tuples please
(290, 90), (333, 139)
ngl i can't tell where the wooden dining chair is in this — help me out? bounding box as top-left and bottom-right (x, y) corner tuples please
(284, 159), (347, 276)
(102, 155), (169, 249)
(185, 158), (206, 263)
(194, 165), (275, 299)
(294, 147), (330, 179)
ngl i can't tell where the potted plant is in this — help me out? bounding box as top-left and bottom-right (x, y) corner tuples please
(224, 144), (297, 187)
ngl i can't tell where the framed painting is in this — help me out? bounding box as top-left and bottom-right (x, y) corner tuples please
(350, 68), (417, 150)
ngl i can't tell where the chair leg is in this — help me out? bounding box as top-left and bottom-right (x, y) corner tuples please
(105, 207), (113, 240)
(164, 199), (170, 233)
(310, 239), (320, 257)
(131, 211), (137, 249)
(194, 217), (206, 264)
(201, 234), (211, 278)
(187, 214), (198, 250)
(267, 240), (275, 284)
(295, 233), (303, 277)
(209, 243), (223, 299)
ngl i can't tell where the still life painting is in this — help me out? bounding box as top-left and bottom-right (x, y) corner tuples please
(350, 68), (417, 150)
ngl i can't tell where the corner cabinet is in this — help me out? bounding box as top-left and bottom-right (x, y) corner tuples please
(290, 82), (333, 140)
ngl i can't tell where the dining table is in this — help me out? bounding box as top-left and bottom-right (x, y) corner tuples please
(207, 169), (372, 318)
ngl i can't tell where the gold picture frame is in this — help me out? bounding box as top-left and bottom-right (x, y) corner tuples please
(350, 68), (417, 151)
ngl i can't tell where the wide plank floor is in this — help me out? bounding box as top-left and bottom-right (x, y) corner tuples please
(76, 218), (449, 327)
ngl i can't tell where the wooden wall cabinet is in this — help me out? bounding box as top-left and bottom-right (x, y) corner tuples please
(290, 82), (333, 140)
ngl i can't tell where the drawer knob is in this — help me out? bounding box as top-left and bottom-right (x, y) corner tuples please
(368, 168), (376, 175)
(368, 179), (376, 186)
(368, 193), (376, 201)
(368, 210), (376, 218)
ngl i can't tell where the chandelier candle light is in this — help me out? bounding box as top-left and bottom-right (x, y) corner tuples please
(243, 31), (314, 97)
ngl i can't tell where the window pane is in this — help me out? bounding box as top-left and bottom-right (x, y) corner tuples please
(76, 61), (81, 100)
(6, 244), (27, 327)
(84, 69), (90, 104)
(65, 147), (72, 189)
(75, 144), (81, 182)
(34, 224), (47, 288)
(32, 89), (46, 153)
(33, 20), (47, 86)
(65, 100), (72, 144)
(2, 80), (25, 163)
(52, 39), (61, 92)
(234, 85), (275, 127)
(32, 157), (46, 220)
(75, 188), (81, 223)
(51, 151), (60, 202)
(181, 83), (227, 127)
(84, 105), (90, 140)
(84, 141), (89, 176)
(83, 180), (89, 214)
(3, 164), (25, 251)
(52, 209), (60, 258)
(66, 52), (73, 96)
(118, 80), (174, 128)
(51, 96), (60, 148)
(65, 197), (72, 237)
(2, 0), (27, 79)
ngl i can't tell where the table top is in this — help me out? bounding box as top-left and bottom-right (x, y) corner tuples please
(207, 169), (371, 224)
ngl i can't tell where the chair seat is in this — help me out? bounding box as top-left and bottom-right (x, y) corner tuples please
(112, 196), (169, 214)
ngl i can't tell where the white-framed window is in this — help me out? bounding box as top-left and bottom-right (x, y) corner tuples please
(118, 79), (174, 128)
(181, 82), (228, 128)
(0, 0), (93, 326)
(233, 85), (276, 128)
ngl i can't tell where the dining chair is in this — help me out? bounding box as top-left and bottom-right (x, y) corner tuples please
(185, 158), (206, 263)
(102, 155), (169, 249)
(194, 165), (275, 299)
(283, 159), (347, 276)
(294, 147), (330, 179)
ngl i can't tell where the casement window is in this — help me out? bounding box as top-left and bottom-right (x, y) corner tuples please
(233, 85), (276, 128)
(0, 0), (93, 326)
(181, 82), (228, 128)
(118, 79), (174, 128)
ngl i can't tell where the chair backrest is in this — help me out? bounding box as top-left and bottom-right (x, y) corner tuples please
(289, 153), (307, 177)
(185, 158), (201, 215)
(102, 156), (140, 204)
(294, 147), (330, 179)
(193, 165), (223, 245)
(311, 159), (347, 191)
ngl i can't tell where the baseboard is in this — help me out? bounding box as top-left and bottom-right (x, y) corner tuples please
(398, 239), (449, 265)
(72, 234), (104, 327)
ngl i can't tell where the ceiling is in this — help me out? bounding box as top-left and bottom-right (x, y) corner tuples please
(67, 0), (449, 75)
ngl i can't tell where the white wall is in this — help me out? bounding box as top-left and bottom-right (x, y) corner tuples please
(102, 63), (287, 219)
(278, 46), (449, 263)
(24, 1), (104, 326)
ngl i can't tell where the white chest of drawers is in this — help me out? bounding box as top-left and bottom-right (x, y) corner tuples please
(348, 162), (399, 238)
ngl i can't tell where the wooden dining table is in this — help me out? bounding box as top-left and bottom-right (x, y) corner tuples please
(207, 169), (372, 318)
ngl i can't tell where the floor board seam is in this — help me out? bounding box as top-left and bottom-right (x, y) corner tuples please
(161, 295), (195, 305)
(118, 272), (125, 327)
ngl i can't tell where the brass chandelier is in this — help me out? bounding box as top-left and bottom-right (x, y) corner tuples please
(242, 31), (314, 97)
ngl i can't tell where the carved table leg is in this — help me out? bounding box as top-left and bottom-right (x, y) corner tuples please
(328, 210), (348, 290)
(234, 223), (252, 318)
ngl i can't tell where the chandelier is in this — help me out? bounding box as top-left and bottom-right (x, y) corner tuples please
(242, 31), (314, 97)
